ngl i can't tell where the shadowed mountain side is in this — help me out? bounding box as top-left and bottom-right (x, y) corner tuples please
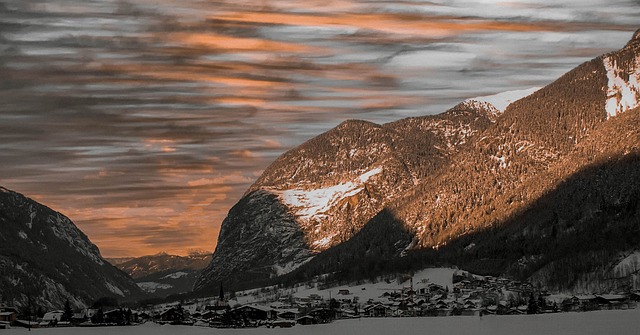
(194, 190), (310, 294)
(0, 187), (145, 309)
(278, 208), (414, 287)
(280, 151), (640, 292)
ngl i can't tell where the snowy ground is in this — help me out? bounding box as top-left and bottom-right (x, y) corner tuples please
(234, 268), (459, 305)
(5, 309), (640, 335)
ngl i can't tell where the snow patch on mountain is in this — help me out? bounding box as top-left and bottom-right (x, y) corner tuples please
(138, 282), (173, 293)
(273, 167), (383, 221)
(272, 257), (314, 276)
(162, 271), (189, 279)
(105, 281), (125, 297)
(466, 87), (541, 115)
(603, 55), (640, 118)
(27, 205), (35, 229)
(613, 251), (640, 274)
(313, 234), (337, 248)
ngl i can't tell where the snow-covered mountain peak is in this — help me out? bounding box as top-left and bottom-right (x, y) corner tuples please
(603, 54), (640, 118)
(465, 87), (541, 115)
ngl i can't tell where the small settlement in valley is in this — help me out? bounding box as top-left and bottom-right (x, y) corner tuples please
(1, 268), (639, 329)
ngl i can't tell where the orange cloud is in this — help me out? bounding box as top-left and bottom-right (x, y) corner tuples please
(171, 32), (321, 53)
(210, 11), (551, 38)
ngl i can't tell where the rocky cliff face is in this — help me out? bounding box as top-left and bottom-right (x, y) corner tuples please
(197, 30), (640, 293)
(0, 187), (144, 309)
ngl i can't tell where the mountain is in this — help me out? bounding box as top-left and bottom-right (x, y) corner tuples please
(196, 30), (640, 294)
(0, 186), (145, 309)
(108, 252), (211, 297)
(195, 96), (510, 292)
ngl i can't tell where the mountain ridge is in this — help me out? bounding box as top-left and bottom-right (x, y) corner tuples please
(108, 252), (212, 297)
(196, 31), (640, 294)
(0, 186), (145, 309)
(195, 99), (502, 292)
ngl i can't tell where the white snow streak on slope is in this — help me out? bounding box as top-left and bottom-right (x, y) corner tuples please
(162, 271), (189, 279)
(614, 251), (640, 274)
(272, 257), (314, 276)
(12, 309), (640, 335)
(105, 282), (125, 297)
(467, 87), (541, 114)
(137, 282), (173, 293)
(274, 168), (382, 221)
(603, 55), (640, 118)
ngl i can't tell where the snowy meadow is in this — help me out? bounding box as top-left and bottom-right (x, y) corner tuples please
(5, 309), (640, 335)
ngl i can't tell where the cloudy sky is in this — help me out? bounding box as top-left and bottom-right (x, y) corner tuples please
(1, 0), (638, 257)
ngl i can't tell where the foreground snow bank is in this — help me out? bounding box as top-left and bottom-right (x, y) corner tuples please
(4, 309), (640, 335)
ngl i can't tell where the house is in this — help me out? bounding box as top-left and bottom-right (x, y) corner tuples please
(338, 289), (351, 296)
(364, 304), (391, 317)
(593, 295), (630, 310)
(308, 308), (334, 323)
(41, 310), (64, 327)
(201, 310), (217, 320)
(628, 292), (640, 302)
(231, 304), (276, 321)
(104, 309), (127, 324)
(561, 297), (581, 312)
(14, 319), (39, 329)
(296, 315), (316, 325)
(136, 310), (151, 322)
(206, 302), (229, 312)
(72, 311), (88, 323)
(0, 306), (18, 326)
(0, 311), (17, 326)
(276, 309), (298, 320)
(158, 307), (184, 323)
(483, 305), (498, 315)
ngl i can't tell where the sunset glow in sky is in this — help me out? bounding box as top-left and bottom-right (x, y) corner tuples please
(1, 0), (639, 257)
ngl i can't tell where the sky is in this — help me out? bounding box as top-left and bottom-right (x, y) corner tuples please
(0, 0), (639, 258)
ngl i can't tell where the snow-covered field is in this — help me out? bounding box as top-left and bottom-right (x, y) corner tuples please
(5, 309), (640, 335)
(234, 267), (458, 305)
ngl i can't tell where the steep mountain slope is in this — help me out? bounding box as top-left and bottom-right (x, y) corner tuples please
(283, 106), (639, 292)
(391, 29), (639, 253)
(108, 252), (211, 297)
(198, 30), (640, 293)
(283, 31), (640, 292)
(195, 101), (514, 292)
(0, 187), (145, 309)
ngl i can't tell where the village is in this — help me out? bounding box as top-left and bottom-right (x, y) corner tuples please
(1, 269), (639, 329)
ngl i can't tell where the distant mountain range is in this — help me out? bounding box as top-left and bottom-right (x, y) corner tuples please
(107, 252), (211, 298)
(0, 187), (144, 309)
(196, 29), (640, 294)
